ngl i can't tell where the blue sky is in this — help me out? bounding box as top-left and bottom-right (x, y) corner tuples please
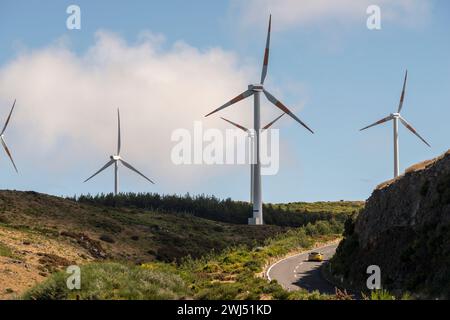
(0, 0), (449, 202)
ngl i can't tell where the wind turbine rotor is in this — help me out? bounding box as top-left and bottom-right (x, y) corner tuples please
(359, 115), (394, 131)
(205, 90), (254, 117)
(0, 99), (18, 172)
(398, 70), (408, 113)
(220, 117), (249, 133)
(260, 14), (271, 85)
(262, 89), (314, 134)
(0, 136), (18, 172)
(119, 159), (155, 184)
(84, 159), (115, 183)
(399, 116), (431, 147)
(263, 113), (285, 130)
(1, 99), (16, 135)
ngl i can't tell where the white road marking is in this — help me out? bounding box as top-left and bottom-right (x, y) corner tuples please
(266, 243), (338, 281)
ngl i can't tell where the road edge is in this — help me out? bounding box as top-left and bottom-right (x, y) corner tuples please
(264, 238), (341, 282)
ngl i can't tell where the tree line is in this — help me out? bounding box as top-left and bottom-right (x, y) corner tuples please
(67, 192), (348, 227)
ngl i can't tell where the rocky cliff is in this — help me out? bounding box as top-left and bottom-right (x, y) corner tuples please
(331, 150), (450, 299)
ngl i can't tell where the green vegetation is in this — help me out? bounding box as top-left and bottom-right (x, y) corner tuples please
(0, 191), (287, 263)
(273, 201), (364, 215)
(70, 193), (363, 227)
(23, 219), (343, 300)
(24, 262), (189, 300)
(365, 290), (396, 300)
(1, 190), (367, 299)
(0, 241), (15, 258)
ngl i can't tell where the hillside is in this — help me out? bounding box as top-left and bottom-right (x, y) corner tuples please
(330, 150), (450, 299)
(0, 190), (285, 298)
(0, 190), (362, 299)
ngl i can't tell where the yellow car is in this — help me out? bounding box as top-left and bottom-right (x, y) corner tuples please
(308, 252), (324, 262)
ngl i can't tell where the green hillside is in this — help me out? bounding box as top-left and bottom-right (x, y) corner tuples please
(0, 190), (363, 299)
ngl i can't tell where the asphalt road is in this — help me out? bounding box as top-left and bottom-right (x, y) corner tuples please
(267, 243), (338, 294)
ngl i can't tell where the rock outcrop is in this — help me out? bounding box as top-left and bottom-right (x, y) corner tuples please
(331, 150), (450, 299)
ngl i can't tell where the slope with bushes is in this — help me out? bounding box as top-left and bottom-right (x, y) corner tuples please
(25, 219), (344, 300)
(0, 190), (362, 299)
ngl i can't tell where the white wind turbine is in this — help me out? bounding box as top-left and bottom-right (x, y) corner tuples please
(221, 113), (285, 203)
(205, 15), (314, 225)
(84, 108), (154, 195)
(360, 70), (430, 178)
(1, 99), (18, 173)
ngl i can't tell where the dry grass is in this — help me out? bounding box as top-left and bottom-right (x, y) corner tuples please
(0, 225), (92, 299)
(376, 149), (450, 190)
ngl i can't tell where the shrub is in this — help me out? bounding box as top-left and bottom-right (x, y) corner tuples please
(23, 262), (190, 300)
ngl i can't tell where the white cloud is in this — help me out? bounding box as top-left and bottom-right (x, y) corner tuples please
(0, 31), (271, 190)
(233, 0), (432, 30)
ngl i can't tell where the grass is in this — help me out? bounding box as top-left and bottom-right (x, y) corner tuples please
(23, 262), (190, 300)
(24, 219), (343, 300)
(0, 241), (15, 258)
(272, 201), (364, 215)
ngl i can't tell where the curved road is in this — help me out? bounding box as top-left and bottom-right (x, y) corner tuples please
(267, 243), (338, 294)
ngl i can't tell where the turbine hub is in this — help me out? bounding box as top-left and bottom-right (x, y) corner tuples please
(248, 84), (264, 92)
(111, 155), (121, 160)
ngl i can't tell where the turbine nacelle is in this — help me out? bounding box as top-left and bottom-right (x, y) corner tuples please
(248, 84), (264, 92)
(110, 155), (121, 161)
(391, 113), (401, 118)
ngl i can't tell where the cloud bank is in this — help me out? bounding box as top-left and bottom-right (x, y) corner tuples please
(0, 31), (273, 192)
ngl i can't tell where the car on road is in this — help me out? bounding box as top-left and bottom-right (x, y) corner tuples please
(308, 252), (324, 262)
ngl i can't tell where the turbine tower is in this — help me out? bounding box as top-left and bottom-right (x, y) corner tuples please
(1, 99), (18, 173)
(205, 15), (314, 225)
(84, 108), (154, 195)
(360, 70), (430, 178)
(221, 113), (285, 203)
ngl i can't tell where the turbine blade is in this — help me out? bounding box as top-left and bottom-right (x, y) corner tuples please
(120, 159), (155, 184)
(263, 113), (285, 130)
(359, 115), (393, 131)
(220, 117), (249, 133)
(0, 136), (18, 173)
(84, 159), (115, 183)
(117, 108), (121, 155)
(260, 14), (272, 85)
(399, 116), (431, 147)
(205, 90), (254, 117)
(263, 89), (314, 134)
(398, 70), (408, 113)
(1, 99), (16, 135)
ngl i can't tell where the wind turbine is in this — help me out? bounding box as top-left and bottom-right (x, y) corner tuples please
(1, 99), (18, 173)
(84, 108), (154, 195)
(221, 113), (285, 203)
(360, 70), (430, 178)
(205, 15), (314, 225)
